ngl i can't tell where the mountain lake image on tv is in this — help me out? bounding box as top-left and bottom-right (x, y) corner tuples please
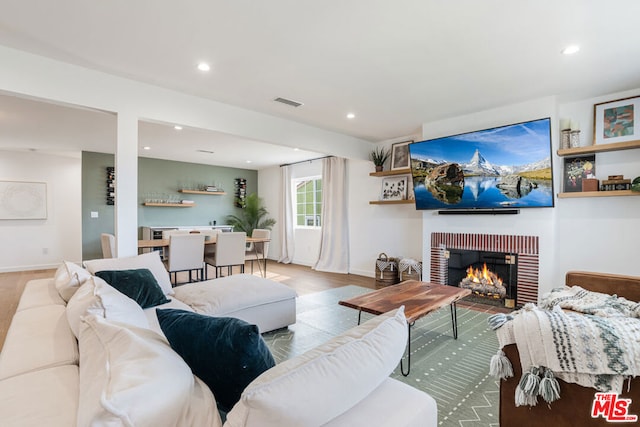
(409, 118), (554, 210)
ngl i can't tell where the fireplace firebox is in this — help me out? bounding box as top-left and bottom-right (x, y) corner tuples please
(446, 249), (517, 306)
(430, 232), (540, 307)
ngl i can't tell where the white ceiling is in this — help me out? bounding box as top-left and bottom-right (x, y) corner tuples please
(1, 0), (640, 168)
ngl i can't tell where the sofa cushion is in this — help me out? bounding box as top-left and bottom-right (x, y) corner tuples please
(95, 268), (170, 308)
(0, 365), (79, 427)
(323, 377), (438, 427)
(0, 305), (78, 380)
(225, 307), (408, 427)
(84, 251), (174, 296)
(172, 274), (297, 332)
(77, 315), (221, 427)
(157, 308), (276, 412)
(16, 278), (65, 311)
(173, 274), (296, 315)
(54, 261), (92, 302)
(66, 276), (150, 338)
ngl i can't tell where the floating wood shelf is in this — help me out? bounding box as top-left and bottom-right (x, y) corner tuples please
(557, 190), (640, 199)
(557, 140), (640, 157)
(369, 199), (414, 205)
(369, 168), (411, 177)
(178, 190), (226, 195)
(143, 203), (196, 207)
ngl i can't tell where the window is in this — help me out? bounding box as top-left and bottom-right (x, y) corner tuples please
(294, 177), (322, 227)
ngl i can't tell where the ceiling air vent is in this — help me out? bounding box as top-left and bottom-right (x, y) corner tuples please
(273, 97), (304, 108)
(196, 149), (215, 154)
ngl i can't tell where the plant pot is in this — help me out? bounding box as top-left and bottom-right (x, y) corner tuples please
(375, 165), (383, 172)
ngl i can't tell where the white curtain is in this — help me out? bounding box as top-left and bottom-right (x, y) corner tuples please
(313, 157), (349, 273)
(278, 164), (295, 263)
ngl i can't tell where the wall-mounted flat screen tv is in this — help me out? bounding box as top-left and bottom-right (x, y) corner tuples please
(409, 117), (554, 210)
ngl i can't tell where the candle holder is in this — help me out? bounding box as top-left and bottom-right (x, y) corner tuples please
(561, 129), (571, 149)
(569, 130), (581, 148)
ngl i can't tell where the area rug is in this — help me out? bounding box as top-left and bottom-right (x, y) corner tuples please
(262, 285), (500, 427)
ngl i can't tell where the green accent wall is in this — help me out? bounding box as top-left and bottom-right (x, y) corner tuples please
(81, 152), (257, 260)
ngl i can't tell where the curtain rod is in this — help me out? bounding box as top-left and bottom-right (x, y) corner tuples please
(279, 155), (334, 167)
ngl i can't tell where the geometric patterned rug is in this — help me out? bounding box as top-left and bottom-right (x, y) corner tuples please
(262, 285), (500, 427)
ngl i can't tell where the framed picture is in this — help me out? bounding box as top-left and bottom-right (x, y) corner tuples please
(0, 181), (47, 219)
(381, 175), (409, 200)
(390, 140), (412, 170)
(593, 96), (640, 145)
(563, 155), (596, 192)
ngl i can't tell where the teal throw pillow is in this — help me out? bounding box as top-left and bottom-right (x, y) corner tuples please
(95, 268), (170, 308)
(156, 308), (276, 412)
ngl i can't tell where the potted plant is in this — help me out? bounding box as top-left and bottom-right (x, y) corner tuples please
(369, 147), (390, 172)
(225, 192), (276, 237)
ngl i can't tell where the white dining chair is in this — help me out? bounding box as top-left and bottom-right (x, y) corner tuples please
(245, 229), (270, 274)
(200, 229), (222, 260)
(100, 233), (116, 258)
(205, 232), (246, 279)
(164, 233), (205, 285)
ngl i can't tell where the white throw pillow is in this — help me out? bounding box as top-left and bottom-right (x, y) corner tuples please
(66, 276), (149, 338)
(83, 251), (174, 296)
(77, 315), (221, 427)
(54, 261), (92, 302)
(225, 307), (408, 427)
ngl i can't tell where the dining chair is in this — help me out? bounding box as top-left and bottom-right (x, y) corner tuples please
(199, 229), (222, 260)
(205, 232), (246, 279)
(163, 233), (206, 285)
(161, 229), (190, 260)
(100, 233), (116, 258)
(245, 229), (270, 274)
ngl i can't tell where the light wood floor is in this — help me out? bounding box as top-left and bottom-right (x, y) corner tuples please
(0, 262), (377, 351)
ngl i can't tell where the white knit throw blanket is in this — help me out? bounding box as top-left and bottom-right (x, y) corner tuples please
(540, 285), (640, 318)
(491, 303), (640, 406)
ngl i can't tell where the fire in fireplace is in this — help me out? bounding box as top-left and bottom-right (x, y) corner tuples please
(460, 263), (507, 299)
(446, 249), (517, 307)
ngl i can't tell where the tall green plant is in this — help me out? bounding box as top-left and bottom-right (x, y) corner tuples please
(225, 192), (276, 236)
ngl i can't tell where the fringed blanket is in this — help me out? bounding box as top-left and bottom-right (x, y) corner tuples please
(489, 301), (640, 407)
(540, 285), (640, 318)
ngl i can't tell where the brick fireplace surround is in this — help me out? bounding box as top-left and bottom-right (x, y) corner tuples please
(430, 232), (540, 305)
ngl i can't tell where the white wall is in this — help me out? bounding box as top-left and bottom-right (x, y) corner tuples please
(420, 93), (640, 297)
(554, 88), (640, 282)
(0, 150), (82, 271)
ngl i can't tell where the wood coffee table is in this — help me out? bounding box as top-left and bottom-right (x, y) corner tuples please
(339, 280), (471, 376)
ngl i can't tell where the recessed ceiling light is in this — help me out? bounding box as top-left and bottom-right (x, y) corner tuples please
(246, 160), (252, 164)
(174, 125), (183, 130)
(347, 113), (356, 119)
(561, 45), (580, 55)
(197, 62), (211, 72)
(143, 146), (151, 150)
(293, 148), (300, 151)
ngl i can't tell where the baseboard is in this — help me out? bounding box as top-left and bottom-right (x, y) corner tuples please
(0, 263), (61, 273)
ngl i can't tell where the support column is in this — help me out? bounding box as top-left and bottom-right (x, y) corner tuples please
(115, 112), (138, 257)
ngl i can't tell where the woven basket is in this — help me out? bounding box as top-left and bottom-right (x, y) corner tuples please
(399, 258), (423, 282)
(375, 253), (400, 289)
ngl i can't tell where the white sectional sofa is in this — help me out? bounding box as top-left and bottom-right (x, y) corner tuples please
(0, 252), (437, 426)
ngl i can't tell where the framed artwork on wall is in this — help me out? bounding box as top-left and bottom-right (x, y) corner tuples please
(593, 95), (640, 145)
(390, 140), (412, 170)
(380, 175), (409, 200)
(563, 155), (595, 193)
(0, 181), (47, 220)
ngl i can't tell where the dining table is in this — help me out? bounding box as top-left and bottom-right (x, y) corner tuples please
(138, 236), (270, 278)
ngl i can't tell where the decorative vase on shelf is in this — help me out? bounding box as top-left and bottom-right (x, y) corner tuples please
(375, 165), (383, 172)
